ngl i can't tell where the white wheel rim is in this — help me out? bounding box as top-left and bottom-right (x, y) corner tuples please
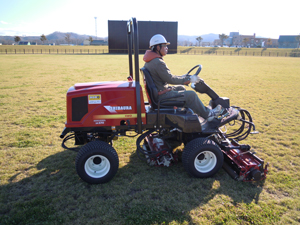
(84, 155), (110, 178)
(194, 151), (217, 173)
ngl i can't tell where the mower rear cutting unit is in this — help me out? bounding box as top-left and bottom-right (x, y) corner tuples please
(60, 18), (268, 184)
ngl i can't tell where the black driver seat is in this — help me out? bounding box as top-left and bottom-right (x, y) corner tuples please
(140, 67), (185, 110)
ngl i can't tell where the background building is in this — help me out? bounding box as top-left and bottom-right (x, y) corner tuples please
(90, 40), (107, 45)
(108, 20), (178, 54)
(278, 36), (299, 48)
(18, 41), (37, 45)
(216, 32), (279, 48)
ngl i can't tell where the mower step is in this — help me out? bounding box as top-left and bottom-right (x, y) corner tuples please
(200, 107), (240, 133)
(219, 107), (240, 127)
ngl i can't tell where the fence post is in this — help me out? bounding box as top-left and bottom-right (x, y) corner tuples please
(32, 49), (34, 54)
(5, 49), (7, 54)
(24, 49), (25, 54)
(15, 49), (16, 54)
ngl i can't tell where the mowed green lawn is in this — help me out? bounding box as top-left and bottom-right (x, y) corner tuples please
(0, 54), (299, 224)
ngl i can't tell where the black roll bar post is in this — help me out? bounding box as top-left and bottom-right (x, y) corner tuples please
(127, 17), (142, 134)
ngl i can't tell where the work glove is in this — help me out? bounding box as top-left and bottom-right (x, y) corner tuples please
(190, 75), (203, 84)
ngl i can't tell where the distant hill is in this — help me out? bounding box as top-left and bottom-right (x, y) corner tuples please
(0, 32), (106, 45)
(0, 32), (218, 45)
(46, 32), (99, 41)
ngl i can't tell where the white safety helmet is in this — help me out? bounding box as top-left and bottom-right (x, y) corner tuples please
(149, 34), (170, 49)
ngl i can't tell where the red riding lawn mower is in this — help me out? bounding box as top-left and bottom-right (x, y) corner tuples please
(60, 18), (268, 184)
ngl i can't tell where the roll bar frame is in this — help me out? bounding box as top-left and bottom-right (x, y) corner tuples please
(127, 18), (142, 134)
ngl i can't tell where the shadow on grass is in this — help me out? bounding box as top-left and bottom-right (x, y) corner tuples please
(290, 49), (300, 57)
(180, 48), (193, 53)
(234, 48), (242, 52)
(0, 149), (265, 224)
(205, 47), (219, 54)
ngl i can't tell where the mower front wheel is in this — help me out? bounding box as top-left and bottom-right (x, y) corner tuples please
(182, 138), (223, 178)
(75, 141), (119, 184)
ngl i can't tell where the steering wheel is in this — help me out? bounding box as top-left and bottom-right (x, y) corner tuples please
(186, 64), (202, 76)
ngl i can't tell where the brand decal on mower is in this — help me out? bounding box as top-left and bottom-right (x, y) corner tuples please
(104, 105), (132, 113)
(88, 95), (101, 104)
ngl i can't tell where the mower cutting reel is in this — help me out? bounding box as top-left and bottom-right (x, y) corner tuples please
(60, 17), (268, 184)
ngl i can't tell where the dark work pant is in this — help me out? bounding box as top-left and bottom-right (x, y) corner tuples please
(158, 85), (211, 119)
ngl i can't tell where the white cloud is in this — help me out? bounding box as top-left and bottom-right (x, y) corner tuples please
(1, 21), (9, 25)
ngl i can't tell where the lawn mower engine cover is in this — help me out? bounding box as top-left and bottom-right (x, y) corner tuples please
(65, 81), (146, 128)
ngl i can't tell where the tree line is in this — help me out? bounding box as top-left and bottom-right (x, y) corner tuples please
(14, 35), (49, 44)
(12, 34), (97, 45)
(194, 34), (229, 47)
(195, 34), (300, 48)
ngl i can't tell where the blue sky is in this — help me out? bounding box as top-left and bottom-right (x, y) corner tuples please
(0, 0), (299, 39)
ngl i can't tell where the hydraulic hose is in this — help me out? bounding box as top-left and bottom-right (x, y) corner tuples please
(225, 107), (254, 141)
(61, 133), (80, 152)
(136, 129), (156, 161)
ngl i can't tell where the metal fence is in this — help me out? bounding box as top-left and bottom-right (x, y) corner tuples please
(1, 48), (299, 57)
(0, 48), (109, 54)
(178, 48), (300, 57)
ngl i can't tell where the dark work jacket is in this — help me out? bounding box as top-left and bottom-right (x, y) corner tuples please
(143, 50), (190, 93)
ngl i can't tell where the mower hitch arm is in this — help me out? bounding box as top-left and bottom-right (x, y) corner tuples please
(223, 144), (251, 151)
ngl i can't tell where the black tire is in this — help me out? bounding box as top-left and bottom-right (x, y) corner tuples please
(75, 141), (119, 184)
(182, 138), (223, 178)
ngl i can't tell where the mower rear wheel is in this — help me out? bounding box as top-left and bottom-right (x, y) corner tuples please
(182, 138), (223, 178)
(75, 141), (119, 184)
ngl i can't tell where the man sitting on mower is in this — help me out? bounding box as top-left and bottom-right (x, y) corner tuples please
(143, 34), (222, 121)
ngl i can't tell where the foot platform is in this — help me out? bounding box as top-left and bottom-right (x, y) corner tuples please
(200, 107), (240, 133)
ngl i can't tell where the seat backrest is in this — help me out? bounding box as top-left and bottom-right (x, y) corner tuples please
(140, 67), (160, 109)
(140, 67), (186, 109)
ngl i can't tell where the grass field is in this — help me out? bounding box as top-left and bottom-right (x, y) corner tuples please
(0, 54), (300, 224)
